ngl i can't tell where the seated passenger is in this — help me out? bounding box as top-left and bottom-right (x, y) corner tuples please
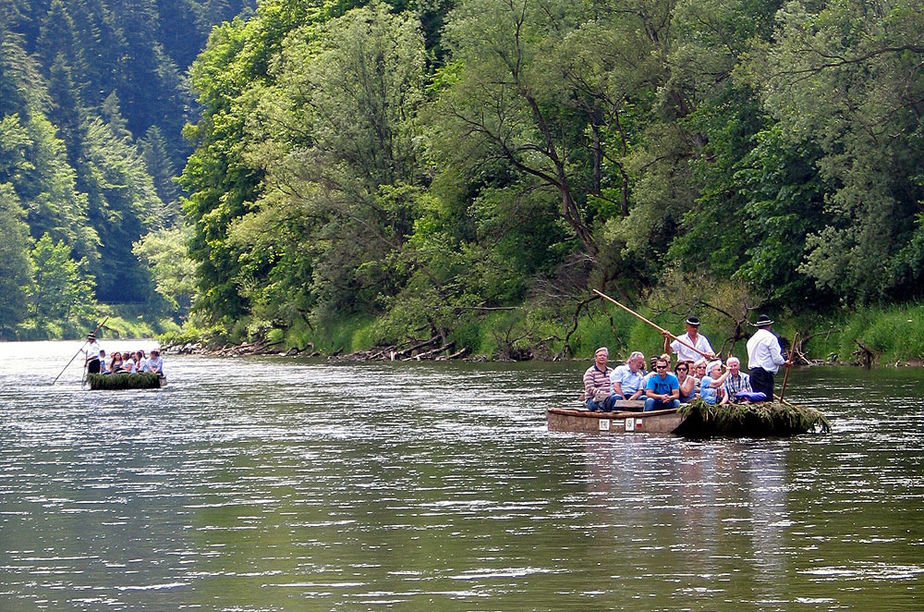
(121, 352), (136, 373)
(691, 358), (707, 396)
(610, 351), (646, 401)
(700, 360), (731, 405)
(135, 349), (148, 372)
(641, 355), (660, 389)
(98, 350), (109, 374)
(644, 358), (681, 412)
(109, 352), (124, 373)
(720, 357), (752, 404)
(147, 349), (164, 375)
(675, 361), (695, 403)
(583, 347), (616, 412)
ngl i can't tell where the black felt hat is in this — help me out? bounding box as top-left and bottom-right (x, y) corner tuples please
(753, 314), (774, 327)
(685, 316), (701, 326)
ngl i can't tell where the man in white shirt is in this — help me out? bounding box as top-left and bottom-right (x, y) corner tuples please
(609, 351), (647, 400)
(663, 316), (716, 363)
(746, 314), (790, 399)
(83, 335), (101, 374)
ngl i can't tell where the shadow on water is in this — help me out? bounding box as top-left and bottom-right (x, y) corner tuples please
(0, 343), (922, 609)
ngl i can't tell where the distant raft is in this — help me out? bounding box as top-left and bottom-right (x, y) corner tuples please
(546, 399), (829, 437)
(86, 373), (166, 390)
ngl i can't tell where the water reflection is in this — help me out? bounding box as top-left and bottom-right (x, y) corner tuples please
(0, 342), (922, 609)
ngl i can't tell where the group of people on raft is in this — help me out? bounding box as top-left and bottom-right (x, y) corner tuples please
(82, 334), (164, 376)
(583, 314), (791, 412)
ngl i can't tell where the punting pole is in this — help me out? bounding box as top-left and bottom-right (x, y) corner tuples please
(591, 289), (712, 361)
(52, 316), (109, 385)
(777, 332), (798, 404)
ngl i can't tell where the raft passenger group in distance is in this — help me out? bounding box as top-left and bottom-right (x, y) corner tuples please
(83, 334), (165, 376)
(583, 314), (790, 412)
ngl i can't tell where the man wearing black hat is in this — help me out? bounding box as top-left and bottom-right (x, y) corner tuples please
(83, 334), (101, 374)
(746, 314), (790, 400)
(663, 316), (716, 363)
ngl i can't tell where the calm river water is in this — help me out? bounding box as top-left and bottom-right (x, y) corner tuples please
(0, 340), (922, 610)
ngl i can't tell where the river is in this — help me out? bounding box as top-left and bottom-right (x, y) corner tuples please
(0, 340), (921, 610)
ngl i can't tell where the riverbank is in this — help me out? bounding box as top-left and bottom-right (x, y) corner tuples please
(162, 336), (924, 369)
(159, 301), (924, 368)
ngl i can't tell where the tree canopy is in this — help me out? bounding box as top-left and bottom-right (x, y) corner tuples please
(5, 0), (922, 351)
(177, 0), (922, 355)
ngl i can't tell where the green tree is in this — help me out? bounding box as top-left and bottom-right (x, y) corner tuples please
(36, 0), (88, 91)
(139, 124), (182, 225)
(46, 55), (87, 166)
(133, 225), (198, 319)
(748, 0), (924, 302)
(434, 0), (608, 257)
(0, 183), (33, 335)
(0, 25), (48, 123)
(0, 112), (99, 264)
(27, 232), (96, 323)
(80, 113), (164, 302)
(234, 2), (429, 322)
(181, 6), (291, 324)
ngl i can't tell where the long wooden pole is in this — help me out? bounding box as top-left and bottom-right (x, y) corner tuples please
(52, 316), (109, 384)
(592, 289), (712, 361)
(777, 332), (798, 403)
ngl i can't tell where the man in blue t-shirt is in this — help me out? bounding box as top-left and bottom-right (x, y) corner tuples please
(644, 357), (681, 412)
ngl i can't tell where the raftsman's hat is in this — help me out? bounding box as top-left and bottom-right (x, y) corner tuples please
(685, 316), (701, 326)
(753, 314), (774, 327)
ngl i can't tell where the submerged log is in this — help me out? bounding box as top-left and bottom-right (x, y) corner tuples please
(401, 341), (455, 361)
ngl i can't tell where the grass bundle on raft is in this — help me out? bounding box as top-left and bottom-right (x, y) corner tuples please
(86, 373), (162, 390)
(676, 399), (831, 437)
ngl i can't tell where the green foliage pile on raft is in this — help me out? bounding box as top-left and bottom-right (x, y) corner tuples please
(676, 399), (831, 437)
(86, 373), (163, 390)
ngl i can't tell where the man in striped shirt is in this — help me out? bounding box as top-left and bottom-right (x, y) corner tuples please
(583, 347), (616, 411)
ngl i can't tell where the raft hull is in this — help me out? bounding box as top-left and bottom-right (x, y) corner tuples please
(546, 400), (685, 435)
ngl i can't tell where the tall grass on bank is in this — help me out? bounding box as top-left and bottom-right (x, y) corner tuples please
(824, 305), (924, 365)
(570, 306), (671, 361)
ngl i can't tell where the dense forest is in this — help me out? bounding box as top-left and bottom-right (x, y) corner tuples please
(0, 0), (253, 338)
(3, 0), (923, 360)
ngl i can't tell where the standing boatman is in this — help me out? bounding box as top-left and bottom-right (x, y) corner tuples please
(746, 314), (790, 400)
(663, 315), (716, 363)
(83, 334), (102, 374)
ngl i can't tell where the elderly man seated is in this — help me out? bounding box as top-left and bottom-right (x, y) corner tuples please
(609, 351), (647, 401)
(583, 347), (617, 412)
(720, 356), (751, 404)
